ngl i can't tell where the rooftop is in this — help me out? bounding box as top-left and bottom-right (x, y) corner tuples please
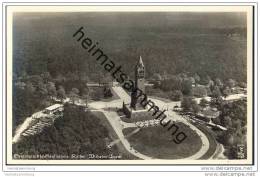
(45, 104), (63, 111)
(137, 56), (144, 67)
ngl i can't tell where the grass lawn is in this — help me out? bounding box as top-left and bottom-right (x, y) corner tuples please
(122, 122), (202, 159)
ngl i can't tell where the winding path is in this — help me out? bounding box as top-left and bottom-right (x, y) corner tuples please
(150, 98), (210, 159)
(87, 86), (211, 160)
(88, 97), (209, 160)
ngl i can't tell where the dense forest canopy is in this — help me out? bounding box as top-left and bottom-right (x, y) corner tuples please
(13, 104), (128, 159)
(13, 12), (247, 82)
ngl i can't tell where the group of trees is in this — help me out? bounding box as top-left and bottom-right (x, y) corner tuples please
(104, 87), (113, 98)
(212, 100), (247, 159)
(179, 77), (241, 114)
(13, 72), (90, 130)
(174, 73), (247, 159)
(153, 74), (193, 95)
(147, 73), (194, 101)
(13, 73), (57, 131)
(213, 100), (247, 129)
(13, 104), (123, 159)
(148, 72), (244, 103)
(180, 90), (247, 159)
(13, 70), (116, 132)
(181, 97), (201, 113)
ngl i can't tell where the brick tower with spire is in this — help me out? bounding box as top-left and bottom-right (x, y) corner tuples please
(130, 56), (146, 110)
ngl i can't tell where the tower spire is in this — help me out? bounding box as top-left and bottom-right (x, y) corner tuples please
(138, 56), (144, 67)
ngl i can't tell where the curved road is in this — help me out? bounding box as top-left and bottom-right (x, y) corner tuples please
(88, 86), (211, 160)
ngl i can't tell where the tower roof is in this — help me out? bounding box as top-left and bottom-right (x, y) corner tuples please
(137, 56), (144, 67)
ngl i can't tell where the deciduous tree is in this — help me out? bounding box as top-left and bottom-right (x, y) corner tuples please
(57, 86), (66, 102)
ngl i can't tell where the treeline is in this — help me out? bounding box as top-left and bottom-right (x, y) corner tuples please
(13, 71), (113, 132)
(212, 100), (247, 159)
(13, 72), (84, 131)
(13, 104), (124, 159)
(147, 72), (246, 102)
(13, 73), (55, 132)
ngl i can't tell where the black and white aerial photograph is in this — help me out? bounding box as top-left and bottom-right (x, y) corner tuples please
(6, 5), (253, 165)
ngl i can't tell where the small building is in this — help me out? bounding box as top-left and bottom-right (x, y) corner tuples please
(173, 105), (182, 112)
(43, 104), (63, 114)
(231, 86), (247, 94)
(225, 94), (247, 102)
